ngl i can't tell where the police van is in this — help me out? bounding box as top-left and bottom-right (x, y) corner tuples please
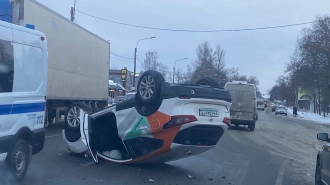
(0, 20), (47, 182)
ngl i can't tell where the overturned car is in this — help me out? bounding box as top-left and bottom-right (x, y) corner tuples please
(63, 70), (232, 164)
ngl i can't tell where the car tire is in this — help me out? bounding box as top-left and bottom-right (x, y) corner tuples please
(64, 128), (82, 142)
(65, 102), (91, 131)
(195, 77), (219, 88)
(6, 139), (30, 182)
(315, 159), (322, 185)
(135, 92), (163, 116)
(136, 70), (164, 105)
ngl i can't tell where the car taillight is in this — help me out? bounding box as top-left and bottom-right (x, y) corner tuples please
(223, 117), (231, 127)
(163, 115), (197, 129)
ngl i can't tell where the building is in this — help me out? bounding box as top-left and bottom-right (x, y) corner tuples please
(108, 67), (139, 98)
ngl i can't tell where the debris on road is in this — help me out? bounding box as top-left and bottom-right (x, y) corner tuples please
(222, 176), (226, 178)
(95, 179), (104, 182)
(188, 175), (194, 179)
(149, 179), (155, 183)
(208, 177), (213, 181)
(138, 168), (142, 171)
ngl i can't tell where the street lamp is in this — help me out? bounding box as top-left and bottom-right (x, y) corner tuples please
(133, 37), (156, 88)
(173, 57), (188, 83)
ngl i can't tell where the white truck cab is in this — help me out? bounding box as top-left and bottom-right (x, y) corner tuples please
(0, 20), (48, 182)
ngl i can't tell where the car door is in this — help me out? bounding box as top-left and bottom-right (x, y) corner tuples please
(321, 143), (330, 183)
(79, 109), (98, 164)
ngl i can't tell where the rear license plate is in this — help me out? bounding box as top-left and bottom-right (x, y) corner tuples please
(199, 108), (219, 117)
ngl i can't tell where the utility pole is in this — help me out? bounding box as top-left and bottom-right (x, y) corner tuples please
(173, 57), (188, 83)
(70, 0), (77, 21)
(133, 37), (156, 88)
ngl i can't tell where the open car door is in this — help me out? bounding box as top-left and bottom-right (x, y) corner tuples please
(79, 109), (98, 164)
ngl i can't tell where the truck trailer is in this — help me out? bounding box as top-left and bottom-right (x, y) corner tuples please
(1, 0), (110, 127)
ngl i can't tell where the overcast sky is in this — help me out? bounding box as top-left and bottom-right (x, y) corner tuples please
(37, 0), (330, 95)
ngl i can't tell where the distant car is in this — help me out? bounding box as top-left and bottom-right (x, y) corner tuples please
(123, 92), (136, 101)
(316, 133), (330, 185)
(272, 103), (278, 112)
(112, 96), (125, 106)
(108, 97), (114, 106)
(257, 99), (265, 111)
(275, 106), (287, 115)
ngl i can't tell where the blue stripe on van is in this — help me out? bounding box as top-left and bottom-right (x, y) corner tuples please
(0, 102), (45, 115)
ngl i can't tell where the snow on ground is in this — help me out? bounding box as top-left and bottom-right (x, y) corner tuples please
(287, 108), (330, 125)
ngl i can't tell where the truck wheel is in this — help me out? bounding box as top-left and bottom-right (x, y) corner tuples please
(6, 139), (29, 182)
(65, 102), (91, 131)
(94, 102), (99, 112)
(136, 70), (164, 104)
(195, 77), (219, 88)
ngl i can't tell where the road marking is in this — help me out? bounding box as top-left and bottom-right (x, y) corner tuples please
(46, 134), (62, 138)
(275, 160), (288, 185)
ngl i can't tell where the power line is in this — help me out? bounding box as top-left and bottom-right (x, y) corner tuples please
(75, 9), (315, 33)
(136, 56), (143, 62)
(110, 56), (133, 63)
(110, 52), (134, 59)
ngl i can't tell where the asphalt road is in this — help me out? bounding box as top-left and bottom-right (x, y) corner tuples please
(2, 106), (329, 185)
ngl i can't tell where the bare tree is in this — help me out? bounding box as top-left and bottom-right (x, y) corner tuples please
(174, 67), (185, 83)
(214, 44), (227, 82)
(140, 51), (171, 82)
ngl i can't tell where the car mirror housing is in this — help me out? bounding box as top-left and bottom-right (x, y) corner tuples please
(317, 133), (329, 141)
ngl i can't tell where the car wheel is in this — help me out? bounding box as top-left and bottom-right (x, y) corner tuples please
(136, 70), (165, 104)
(135, 92), (163, 116)
(64, 128), (82, 142)
(195, 77), (219, 88)
(6, 139), (30, 182)
(65, 102), (91, 131)
(315, 159), (322, 185)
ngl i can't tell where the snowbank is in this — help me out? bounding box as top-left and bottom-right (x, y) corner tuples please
(287, 108), (330, 125)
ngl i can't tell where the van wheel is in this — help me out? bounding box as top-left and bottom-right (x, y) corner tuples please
(6, 139), (29, 182)
(65, 102), (91, 131)
(136, 70), (164, 104)
(195, 77), (219, 88)
(249, 123), (255, 131)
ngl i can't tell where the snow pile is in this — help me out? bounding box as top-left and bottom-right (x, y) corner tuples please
(287, 108), (330, 125)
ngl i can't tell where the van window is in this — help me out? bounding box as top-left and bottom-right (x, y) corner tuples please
(0, 39), (14, 93)
(13, 44), (44, 92)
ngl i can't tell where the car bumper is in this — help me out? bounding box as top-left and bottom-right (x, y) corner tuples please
(231, 119), (255, 125)
(275, 112), (287, 114)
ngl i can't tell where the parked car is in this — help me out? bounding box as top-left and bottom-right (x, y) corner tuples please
(62, 71), (232, 164)
(112, 96), (125, 106)
(123, 92), (136, 101)
(275, 106), (287, 115)
(316, 133), (330, 185)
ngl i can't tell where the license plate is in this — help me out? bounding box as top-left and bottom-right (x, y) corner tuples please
(199, 108), (219, 117)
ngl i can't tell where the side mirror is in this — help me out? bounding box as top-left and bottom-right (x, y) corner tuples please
(317, 133), (329, 141)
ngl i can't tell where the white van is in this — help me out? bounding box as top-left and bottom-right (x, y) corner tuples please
(0, 20), (48, 182)
(224, 81), (257, 131)
(257, 99), (265, 111)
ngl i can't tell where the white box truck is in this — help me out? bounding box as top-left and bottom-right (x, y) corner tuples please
(5, 0), (110, 127)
